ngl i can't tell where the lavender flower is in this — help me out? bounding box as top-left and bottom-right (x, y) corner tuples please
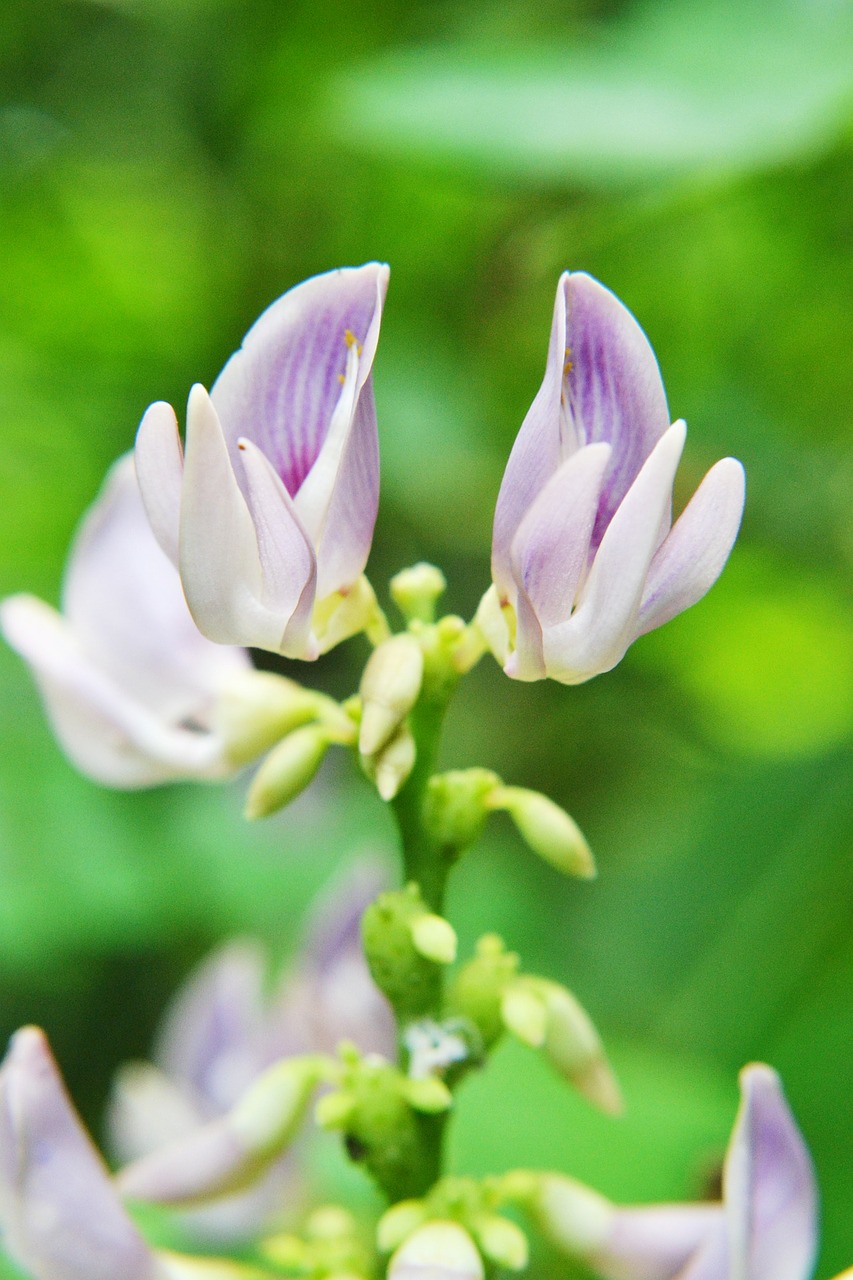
(480, 273), (745, 683)
(135, 264), (389, 659)
(0, 455), (250, 787)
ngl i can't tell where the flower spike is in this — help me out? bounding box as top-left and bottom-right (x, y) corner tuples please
(484, 272), (745, 684)
(136, 264), (390, 659)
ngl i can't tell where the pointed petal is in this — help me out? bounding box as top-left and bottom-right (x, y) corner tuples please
(236, 437), (317, 657)
(63, 454), (249, 723)
(634, 458), (746, 638)
(0, 594), (229, 786)
(210, 264), (389, 497)
(542, 421), (686, 684)
(492, 274), (568, 596)
(563, 274), (671, 546)
(723, 1064), (818, 1280)
(510, 442), (611, 628)
(108, 1062), (205, 1165)
(594, 1205), (724, 1280)
(180, 385), (285, 652)
(135, 400), (184, 566)
(154, 940), (268, 1107)
(0, 1027), (162, 1280)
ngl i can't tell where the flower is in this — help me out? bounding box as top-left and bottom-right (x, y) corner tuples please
(0, 1026), (266, 1280)
(0, 454), (251, 788)
(480, 272), (745, 683)
(110, 860), (395, 1241)
(527, 1062), (847, 1280)
(135, 263), (389, 659)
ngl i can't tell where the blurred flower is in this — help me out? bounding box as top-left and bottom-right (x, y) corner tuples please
(135, 264), (389, 660)
(480, 272), (745, 683)
(387, 1221), (484, 1280)
(111, 860), (395, 1242)
(529, 1062), (833, 1280)
(0, 454), (251, 787)
(0, 1026), (268, 1280)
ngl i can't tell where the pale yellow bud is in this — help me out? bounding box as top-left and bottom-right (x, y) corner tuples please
(230, 1057), (324, 1157)
(535, 1174), (614, 1254)
(359, 633), (424, 756)
(245, 725), (331, 819)
(487, 786), (595, 879)
(216, 670), (321, 766)
(400, 1075), (453, 1114)
(500, 984), (548, 1047)
(411, 913), (458, 965)
(472, 1216), (528, 1271)
(388, 1222), (483, 1280)
(377, 1202), (429, 1253)
(390, 564), (447, 624)
(370, 723), (417, 801)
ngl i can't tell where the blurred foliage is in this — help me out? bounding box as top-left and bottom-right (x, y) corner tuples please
(0, 0), (851, 1275)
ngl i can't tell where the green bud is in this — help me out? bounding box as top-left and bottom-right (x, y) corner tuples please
(362, 886), (453, 1022)
(230, 1056), (326, 1157)
(445, 934), (520, 1050)
(216, 670), (322, 766)
(400, 1075), (453, 1114)
(390, 563), (448, 625)
(425, 769), (502, 854)
(525, 1173), (614, 1257)
(244, 725), (333, 819)
(486, 786), (595, 879)
(472, 1215), (529, 1271)
(377, 1201), (429, 1253)
(502, 978), (622, 1115)
(315, 1090), (357, 1130)
(359, 633), (424, 756)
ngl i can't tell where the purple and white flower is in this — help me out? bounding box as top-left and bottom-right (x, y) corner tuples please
(135, 264), (389, 659)
(111, 860), (395, 1241)
(0, 454), (250, 788)
(531, 1062), (840, 1280)
(480, 273), (745, 684)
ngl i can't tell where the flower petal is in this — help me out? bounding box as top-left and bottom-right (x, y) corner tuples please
(542, 421), (686, 683)
(723, 1064), (818, 1280)
(180, 385), (285, 651)
(236, 436), (317, 657)
(563, 273), (671, 547)
(63, 453), (249, 723)
(0, 1027), (162, 1280)
(492, 274), (569, 597)
(633, 457), (746, 639)
(0, 594), (229, 786)
(210, 264), (388, 498)
(593, 1205), (724, 1280)
(135, 400), (185, 566)
(510, 442), (612, 629)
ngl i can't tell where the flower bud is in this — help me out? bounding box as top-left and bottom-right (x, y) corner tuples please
(502, 978), (621, 1115)
(388, 1222), (483, 1280)
(472, 1216), (528, 1271)
(362, 886), (456, 1022)
(359, 633), (424, 756)
(486, 786), (595, 879)
(244, 724), (333, 819)
(215, 670), (325, 766)
(513, 1173), (614, 1255)
(445, 935), (520, 1050)
(377, 1201), (429, 1253)
(424, 769), (501, 854)
(370, 723), (418, 801)
(390, 564), (448, 625)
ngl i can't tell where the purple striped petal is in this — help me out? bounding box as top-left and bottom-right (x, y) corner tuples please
(210, 264), (388, 500)
(633, 458), (745, 640)
(723, 1064), (818, 1280)
(0, 1027), (162, 1280)
(562, 274), (671, 549)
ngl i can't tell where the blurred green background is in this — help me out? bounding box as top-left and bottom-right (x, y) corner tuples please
(1, 0), (852, 1273)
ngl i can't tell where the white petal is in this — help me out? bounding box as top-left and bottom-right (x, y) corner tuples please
(180, 385), (283, 651)
(63, 453), (249, 724)
(542, 421), (686, 683)
(236, 437), (317, 658)
(723, 1064), (818, 1280)
(634, 458), (746, 638)
(0, 595), (229, 786)
(135, 400), (185, 566)
(0, 1027), (163, 1280)
(592, 1205), (724, 1280)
